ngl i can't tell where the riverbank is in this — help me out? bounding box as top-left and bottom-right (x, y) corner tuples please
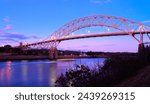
(0, 55), (49, 61)
(117, 65), (150, 87)
(0, 55), (107, 61)
(0, 52), (138, 61)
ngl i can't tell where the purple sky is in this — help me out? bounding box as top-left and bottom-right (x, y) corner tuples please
(0, 0), (150, 52)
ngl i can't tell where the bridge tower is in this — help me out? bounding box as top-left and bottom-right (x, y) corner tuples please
(138, 43), (144, 53)
(49, 41), (60, 59)
(49, 47), (58, 59)
(19, 42), (23, 49)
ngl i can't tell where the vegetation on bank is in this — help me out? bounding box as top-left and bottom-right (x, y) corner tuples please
(0, 44), (137, 57)
(55, 44), (150, 87)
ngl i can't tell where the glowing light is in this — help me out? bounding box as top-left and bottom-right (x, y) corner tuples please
(88, 30), (91, 33)
(71, 32), (74, 35)
(107, 28), (110, 31)
(50, 36), (57, 39)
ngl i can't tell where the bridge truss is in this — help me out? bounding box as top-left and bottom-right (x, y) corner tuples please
(18, 15), (150, 58)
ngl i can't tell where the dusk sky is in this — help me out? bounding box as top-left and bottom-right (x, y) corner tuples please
(0, 0), (150, 52)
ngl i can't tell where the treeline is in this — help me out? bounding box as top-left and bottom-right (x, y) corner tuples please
(0, 45), (49, 56)
(0, 45), (22, 55)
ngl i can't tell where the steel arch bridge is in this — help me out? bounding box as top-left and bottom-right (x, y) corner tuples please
(18, 15), (150, 59)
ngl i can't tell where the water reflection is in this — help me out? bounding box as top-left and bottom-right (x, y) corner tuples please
(37, 63), (43, 83)
(0, 58), (105, 87)
(49, 62), (57, 86)
(6, 61), (12, 82)
(0, 61), (12, 86)
(21, 60), (28, 82)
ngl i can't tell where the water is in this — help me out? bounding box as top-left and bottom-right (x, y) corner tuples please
(0, 58), (105, 87)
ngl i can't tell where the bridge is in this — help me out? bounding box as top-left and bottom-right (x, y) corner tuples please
(17, 15), (150, 59)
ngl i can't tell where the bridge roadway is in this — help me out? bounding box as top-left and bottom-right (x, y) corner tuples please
(22, 31), (150, 47)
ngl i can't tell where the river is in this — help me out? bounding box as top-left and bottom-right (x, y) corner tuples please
(0, 58), (105, 87)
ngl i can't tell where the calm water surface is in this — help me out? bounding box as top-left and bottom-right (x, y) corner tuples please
(0, 58), (105, 87)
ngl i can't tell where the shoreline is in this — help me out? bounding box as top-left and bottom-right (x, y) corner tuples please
(0, 55), (49, 61)
(0, 53), (137, 61)
(0, 55), (107, 61)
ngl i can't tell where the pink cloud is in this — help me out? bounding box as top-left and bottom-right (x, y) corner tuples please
(0, 17), (41, 46)
(0, 29), (3, 34)
(4, 24), (13, 30)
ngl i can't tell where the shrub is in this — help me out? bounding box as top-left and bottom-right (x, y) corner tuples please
(55, 54), (150, 87)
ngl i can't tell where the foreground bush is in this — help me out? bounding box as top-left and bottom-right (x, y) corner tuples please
(55, 55), (149, 87)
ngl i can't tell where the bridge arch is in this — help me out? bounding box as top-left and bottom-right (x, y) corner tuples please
(50, 15), (144, 43)
(18, 15), (150, 59)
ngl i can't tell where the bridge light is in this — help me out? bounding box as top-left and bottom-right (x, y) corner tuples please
(50, 36), (57, 39)
(71, 33), (74, 35)
(88, 30), (91, 33)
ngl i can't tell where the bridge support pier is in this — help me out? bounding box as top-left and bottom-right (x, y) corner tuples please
(49, 47), (58, 60)
(138, 43), (144, 53)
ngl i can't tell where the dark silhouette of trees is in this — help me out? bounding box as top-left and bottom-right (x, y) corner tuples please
(55, 45), (150, 87)
(138, 43), (150, 62)
(0, 45), (22, 54)
(55, 65), (92, 87)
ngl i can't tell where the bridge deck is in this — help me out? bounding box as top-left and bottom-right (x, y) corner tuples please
(20, 31), (150, 47)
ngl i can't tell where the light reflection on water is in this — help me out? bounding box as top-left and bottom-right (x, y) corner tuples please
(0, 58), (105, 87)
